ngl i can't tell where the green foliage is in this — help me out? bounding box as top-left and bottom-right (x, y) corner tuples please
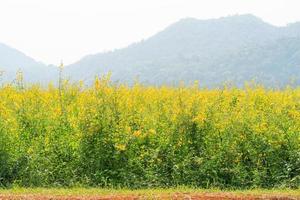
(0, 80), (299, 189)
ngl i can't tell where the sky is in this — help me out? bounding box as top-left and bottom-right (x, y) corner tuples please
(1, 0), (300, 65)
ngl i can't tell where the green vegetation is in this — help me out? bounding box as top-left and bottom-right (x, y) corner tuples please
(0, 78), (299, 188)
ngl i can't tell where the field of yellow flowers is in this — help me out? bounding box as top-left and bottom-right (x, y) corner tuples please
(0, 77), (299, 189)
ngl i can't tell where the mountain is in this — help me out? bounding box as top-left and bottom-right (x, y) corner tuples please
(0, 43), (57, 84)
(65, 14), (300, 87)
(1, 14), (300, 87)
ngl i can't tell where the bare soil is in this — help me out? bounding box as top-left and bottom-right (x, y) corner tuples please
(0, 192), (299, 200)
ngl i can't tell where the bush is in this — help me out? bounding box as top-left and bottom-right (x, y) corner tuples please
(0, 80), (299, 188)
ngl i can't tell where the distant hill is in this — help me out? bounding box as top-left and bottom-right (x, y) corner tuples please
(65, 14), (300, 87)
(0, 43), (57, 84)
(1, 14), (300, 87)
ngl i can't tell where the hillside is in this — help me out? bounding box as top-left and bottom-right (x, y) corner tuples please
(1, 14), (300, 87)
(65, 14), (300, 87)
(0, 43), (56, 84)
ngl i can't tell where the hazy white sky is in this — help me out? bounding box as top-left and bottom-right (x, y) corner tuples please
(1, 0), (300, 65)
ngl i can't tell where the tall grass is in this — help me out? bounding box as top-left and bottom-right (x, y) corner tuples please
(0, 77), (299, 188)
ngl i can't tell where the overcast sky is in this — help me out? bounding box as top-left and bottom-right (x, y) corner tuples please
(1, 0), (300, 65)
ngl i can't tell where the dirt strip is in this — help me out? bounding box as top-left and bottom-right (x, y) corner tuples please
(0, 193), (299, 200)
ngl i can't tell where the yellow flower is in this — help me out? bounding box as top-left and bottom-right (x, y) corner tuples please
(193, 114), (206, 123)
(126, 126), (132, 133)
(115, 144), (126, 151)
(133, 130), (141, 137)
(149, 129), (156, 135)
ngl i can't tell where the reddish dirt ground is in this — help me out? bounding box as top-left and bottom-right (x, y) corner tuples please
(0, 193), (299, 200)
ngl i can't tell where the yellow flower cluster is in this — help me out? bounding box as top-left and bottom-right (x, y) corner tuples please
(0, 80), (299, 141)
(0, 77), (299, 187)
